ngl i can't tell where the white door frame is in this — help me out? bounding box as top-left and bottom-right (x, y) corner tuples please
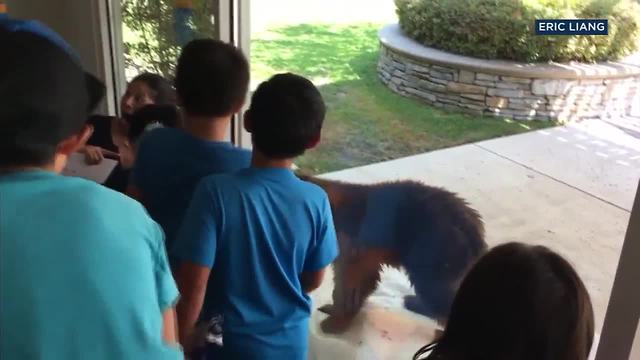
(233, 0), (252, 149)
(218, 0), (252, 148)
(595, 180), (640, 360)
(103, 0), (126, 116)
(105, 0), (238, 137)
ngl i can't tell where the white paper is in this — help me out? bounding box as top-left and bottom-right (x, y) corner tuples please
(62, 153), (118, 184)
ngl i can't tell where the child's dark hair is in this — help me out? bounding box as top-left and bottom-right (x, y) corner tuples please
(414, 242), (594, 360)
(129, 72), (176, 105)
(0, 27), (105, 168)
(175, 39), (249, 117)
(124, 104), (180, 144)
(247, 73), (326, 159)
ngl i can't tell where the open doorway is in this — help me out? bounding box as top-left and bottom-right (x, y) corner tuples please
(249, 0), (554, 175)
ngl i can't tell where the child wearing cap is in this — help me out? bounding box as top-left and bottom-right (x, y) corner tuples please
(174, 73), (339, 359)
(129, 39), (251, 255)
(0, 19), (182, 360)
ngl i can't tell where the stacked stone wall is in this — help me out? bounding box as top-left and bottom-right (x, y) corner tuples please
(378, 45), (640, 122)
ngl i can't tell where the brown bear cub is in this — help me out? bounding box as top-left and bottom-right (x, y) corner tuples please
(298, 175), (487, 333)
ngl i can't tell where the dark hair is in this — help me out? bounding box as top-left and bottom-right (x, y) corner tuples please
(247, 73), (326, 159)
(0, 27), (105, 168)
(129, 72), (176, 106)
(175, 39), (249, 117)
(414, 243), (594, 360)
(123, 104), (180, 144)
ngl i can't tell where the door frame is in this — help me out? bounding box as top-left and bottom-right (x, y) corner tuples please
(233, 0), (252, 149)
(104, 0), (242, 147)
(595, 180), (640, 360)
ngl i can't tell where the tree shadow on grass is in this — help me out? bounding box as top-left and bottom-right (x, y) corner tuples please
(251, 23), (554, 174)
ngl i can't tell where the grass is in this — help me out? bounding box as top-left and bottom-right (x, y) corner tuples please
(251, 23), (555, 174)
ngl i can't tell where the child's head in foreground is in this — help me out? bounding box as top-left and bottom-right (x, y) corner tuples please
(415, 242), (594, 360)
(112, 104), (180, 169)
(245, 73), (326, 160)
(0, 24), (104, 172)
(175, 38), (249, 120)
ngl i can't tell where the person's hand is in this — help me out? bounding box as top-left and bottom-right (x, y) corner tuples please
(83, 145), (104, 165)
(101, 149), (120, 161)
(82, 146), (119, 165)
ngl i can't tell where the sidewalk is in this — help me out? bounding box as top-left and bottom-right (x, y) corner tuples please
(310, 119), (639, 359)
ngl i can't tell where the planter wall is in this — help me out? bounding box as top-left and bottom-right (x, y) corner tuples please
(378, 24), (640, 121)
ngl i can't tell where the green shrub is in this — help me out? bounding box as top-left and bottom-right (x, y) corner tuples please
(122, 0), (217, 79)
(395, 0), (640, 63)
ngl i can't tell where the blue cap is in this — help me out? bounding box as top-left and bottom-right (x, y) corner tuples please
(0, 14), (81, 63)
(0, 15), (105, 165)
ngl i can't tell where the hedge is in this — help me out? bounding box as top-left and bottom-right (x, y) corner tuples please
(395, 0), (640, 63)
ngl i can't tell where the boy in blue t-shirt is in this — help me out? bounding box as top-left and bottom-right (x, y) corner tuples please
(0, 20), (181, 359)
(173, 73), (339, 359)
(130, 39), (251, 252)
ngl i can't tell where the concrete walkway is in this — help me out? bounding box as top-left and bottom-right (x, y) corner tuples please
(309, 118), (639, 359)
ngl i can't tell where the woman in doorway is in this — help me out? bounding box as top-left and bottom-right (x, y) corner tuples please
(82, 72), (176, 192)
(82, 72), (176, 164)
(414, 242), (594, 360)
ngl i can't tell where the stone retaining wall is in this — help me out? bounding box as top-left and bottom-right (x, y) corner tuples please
(378, 28), (640, 122)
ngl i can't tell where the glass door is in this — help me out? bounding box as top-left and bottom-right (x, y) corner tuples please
(235, 2), (640, 359)
(117, 0), (220, 82)
(110, 0), (238, 144)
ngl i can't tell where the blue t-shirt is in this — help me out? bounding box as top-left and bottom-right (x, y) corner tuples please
(0, 171), (181, 360)
(132, 128), (251, 250)
(173, 168), (339, 360)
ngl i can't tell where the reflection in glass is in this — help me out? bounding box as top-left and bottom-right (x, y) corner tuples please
(121, 0), (218, 79)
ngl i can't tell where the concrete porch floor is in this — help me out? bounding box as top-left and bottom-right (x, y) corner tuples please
(308, 118), (640, 359)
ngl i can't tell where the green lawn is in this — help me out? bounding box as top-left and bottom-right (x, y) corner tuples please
(251, 23), (554, 174)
